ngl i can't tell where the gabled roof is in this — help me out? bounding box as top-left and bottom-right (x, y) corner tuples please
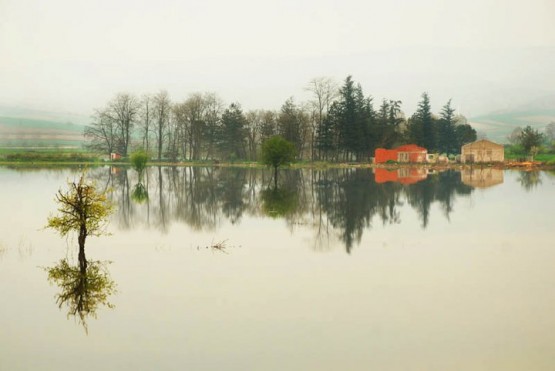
(395, 144), (427, 152)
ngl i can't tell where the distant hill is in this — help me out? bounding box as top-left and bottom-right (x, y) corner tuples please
(0, 107), (87, 148)
(470, 98), (555, 143)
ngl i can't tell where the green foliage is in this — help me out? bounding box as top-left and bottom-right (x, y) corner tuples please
(261, 136), (296, 170)
(436, 99), (458, 154)
(410, 92), (435, 151)
(328, 76), (376, 161)
(455, 123), (477, 148)
(218, 103), (248, 160)
(405, 95), (476, 154)
(519, 125), (544, 156)
(375, 99), (403, 149)
(130, 150), (149, 173)
(316, 114), (337, 159)
(46, 174), (113, 238)
(278, 98), (309, 157)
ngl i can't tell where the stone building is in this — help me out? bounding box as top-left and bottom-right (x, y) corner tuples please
(461, 140), (504, 163)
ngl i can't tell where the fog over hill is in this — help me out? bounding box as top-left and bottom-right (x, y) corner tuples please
(1, 0), (554, 146)
(469, 93), (555, 142)
(0, 106), (86, 148)
(1, 46), (554, 119)
(0, 105), (89, 126)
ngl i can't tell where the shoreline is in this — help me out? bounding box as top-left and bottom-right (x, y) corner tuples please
(0, 160), (554, 171)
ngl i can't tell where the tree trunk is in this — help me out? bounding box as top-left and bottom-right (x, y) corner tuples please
(78, 224), (87, 272)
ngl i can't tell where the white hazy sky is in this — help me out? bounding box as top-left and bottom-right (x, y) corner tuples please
(1, 0), (554, 118)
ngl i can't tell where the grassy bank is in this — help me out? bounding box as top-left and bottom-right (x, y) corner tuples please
(1, 148), (555, 169)
(0, 148), (101, 164)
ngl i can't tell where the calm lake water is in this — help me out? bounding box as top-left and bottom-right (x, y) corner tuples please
(1, 166), (554, 370)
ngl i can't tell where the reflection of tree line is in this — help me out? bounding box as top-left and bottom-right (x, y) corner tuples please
(92, 167), (476, 252)
(314, 169), (473, 251)
(40, 167), (548, 331)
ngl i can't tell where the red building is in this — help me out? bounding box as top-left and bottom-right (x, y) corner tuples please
(374, 144), (427, 164)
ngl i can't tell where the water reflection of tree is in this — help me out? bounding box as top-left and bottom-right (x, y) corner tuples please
(46, 256), (116, 334)
(517, 171), (542, 192)
(91, 166), (478, 253)
(218, 168), (249, 224)
(433, 171), (473, 219)
(261, 186), (299, 218)
(405, 171), (473, 227)
(131, 182), (149, 203)
(315, 169), (404, 253)
(94, 167), (134, 230)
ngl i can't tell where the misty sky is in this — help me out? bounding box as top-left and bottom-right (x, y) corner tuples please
(1, 0), (554, 118)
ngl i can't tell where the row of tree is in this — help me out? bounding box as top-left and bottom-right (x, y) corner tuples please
(85, 76), (477, 162)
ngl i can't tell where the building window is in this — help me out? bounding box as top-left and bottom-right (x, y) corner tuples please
(398, 153), (409, 162)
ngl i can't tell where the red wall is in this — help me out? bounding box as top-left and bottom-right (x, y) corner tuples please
(374, 144), (427, 163)
(374, 148), (398, 163)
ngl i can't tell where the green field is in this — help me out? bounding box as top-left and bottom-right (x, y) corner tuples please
(0, 147), (100, 163)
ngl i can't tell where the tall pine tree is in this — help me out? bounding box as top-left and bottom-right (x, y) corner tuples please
(329, 76), (376, 161)
(408, 92), (436, 151)
(218, 103), (247, 160)
(437, 99), (458, 154)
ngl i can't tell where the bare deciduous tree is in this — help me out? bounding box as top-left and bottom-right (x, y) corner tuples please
(152, 90), (171, 161)
(306, 77), (339, 160)
(85, 93), (140, 157)
(84, 109), (117, 155)
(203, 93), (223, 160)
(139, 94), (153, 154)
(106, 93), (140, 156)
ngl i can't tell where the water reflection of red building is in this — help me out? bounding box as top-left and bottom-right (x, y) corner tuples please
(374, 168), (428, 184)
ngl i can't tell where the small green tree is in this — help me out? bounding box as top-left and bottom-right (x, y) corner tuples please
(130, 150), (149, 174)
(519, 125), (544, 160)
(261, 136), (296, 187)
(46, 174), (113, 270)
